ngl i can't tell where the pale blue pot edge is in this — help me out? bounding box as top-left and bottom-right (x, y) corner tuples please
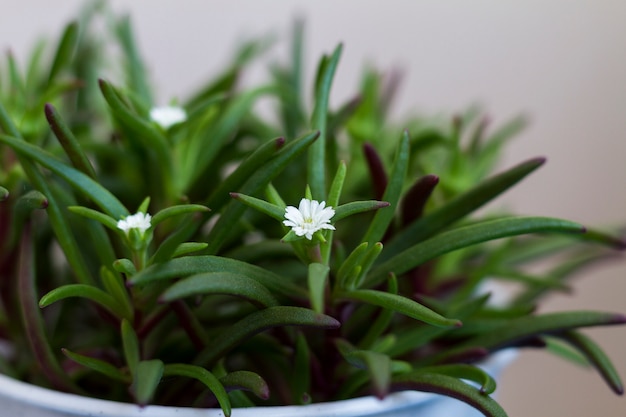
(0, 350), (517, 417)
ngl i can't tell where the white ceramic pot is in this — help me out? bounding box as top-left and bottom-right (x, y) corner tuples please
(0, 350), (516, 417)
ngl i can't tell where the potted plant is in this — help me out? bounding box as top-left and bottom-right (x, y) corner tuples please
(0, 5), (623, 417)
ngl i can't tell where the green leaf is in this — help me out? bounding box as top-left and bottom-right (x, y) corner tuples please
(333, 200), (390, 222)
(62, 348), (129, 383)
(415, 364), (497, 394)
(308, 263), (329, 314)
(336, 242), (369, 289)
(0, 105), (94, 285)
(185, 86), (275, 192)
(160, 272), (279, 309)
(336, 288), (461, 328)
(320, 161), (347, 263)
(392, 372), (508, 417)
(368, 216), (585, 287)
(132, 360), (164, 406)
(336, 340), (391, 398)
(115, 15), (152, 104)
(358, 274), (398, 349)
(195, 306), (340, 367)
(130, 255), (307, 299)
(389, 294), (491, 358)
(308, 44), (342, 200)
(441, 311), (626, 363)
(350, 242), (383, 289)
(39, 284), (130, 320)
(292, 333), (311, 404)
(121, 319), (140, 376)
(47, 21), (78, 83)
(100, 267), (134, 321)
(148, 214), (204, 265)
(98, 79), (170, 172)
(15, 190), (48, 213)
(68, 206), (119, 230)
(554, 331), (624, 395)
(163, 364), (231, 416)
(45, 103), (96, 179)
(205, 130), (319, 254)
(219, 370), (270, 400)
(113, 258), (137, 276)
(151, 204), (210, 226)
(0, 133), (128, 218)
(230, 192), (284, 221)
(17, 224), (75, 392)
(205, 136), (286, 212)
(381, 157), (546, 261)
(362, 130), (410, 244)
(171, 242), (208, 258)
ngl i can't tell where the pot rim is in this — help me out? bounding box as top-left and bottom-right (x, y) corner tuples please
(0, 349), (517, 417)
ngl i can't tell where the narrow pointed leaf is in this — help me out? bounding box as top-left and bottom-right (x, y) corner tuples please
(98, 79), (170, 170)
(62, 348), (129, 382)
(308, 44), (342, 200)
(115, 15), (152, 104)
(554, 331), (624, 394)
(382, 157), (546, 261)
(45, 103), (96, 179)
(121, 319), (140, 376)
(68, 206), (119, 230)
(160, 272), (278, 309)
(171, 242), (208, 258)
(334, 200), (390, 222)
(392, 372), (508, 417)
(443, 311), (626, 362)
(205, 130), (319, 254)
(151, 204), (210, 226)
(100, 267), (134, 321)
(368, 216), (585, 287)
(401, 174), (439, 225)
(292, 333), (312, 404)
(308, 263), (329, 314)
(0, 134), (127, 218)
(40, 284), (130, 320)
(230, 192), (284, 221)
(18, 224), (75, 392)
(337, 242), (369, 289)
(206, 136), (285, 211)
(48, 21), (78, 83)
(416, 364), (497, 394)
(149, 213), (204, 264)
(130, 255), (306, 299)
(132, 360), (164, 406)
(362, 131), (410, 244)
(335, 288), (461, 328)
(336, 340), (391, 398)
(164, 364), (231, 416)
(219, 371), (270, 400)
(195, 306), (340, 366)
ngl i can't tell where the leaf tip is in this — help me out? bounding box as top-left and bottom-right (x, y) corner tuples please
(43, 103), (56, 120)
(610, 314), (626, 325)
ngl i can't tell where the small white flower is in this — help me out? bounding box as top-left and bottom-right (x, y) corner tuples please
(117, 212), (152, 235)
(283, 198), (335, 240)
(149, 105), (187, 129)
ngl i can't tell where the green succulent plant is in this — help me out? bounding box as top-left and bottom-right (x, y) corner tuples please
(0, 4), (623, 417)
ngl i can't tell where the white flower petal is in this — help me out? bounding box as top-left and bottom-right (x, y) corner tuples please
(149, 105), (187, 129)
(117, 212), (152, 234)
(283, 198), (335, 240)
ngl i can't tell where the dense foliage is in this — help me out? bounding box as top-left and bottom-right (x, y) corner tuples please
(0, 5), (623, 417)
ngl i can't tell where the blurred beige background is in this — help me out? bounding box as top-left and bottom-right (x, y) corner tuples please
(2, 1), (625, 416)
